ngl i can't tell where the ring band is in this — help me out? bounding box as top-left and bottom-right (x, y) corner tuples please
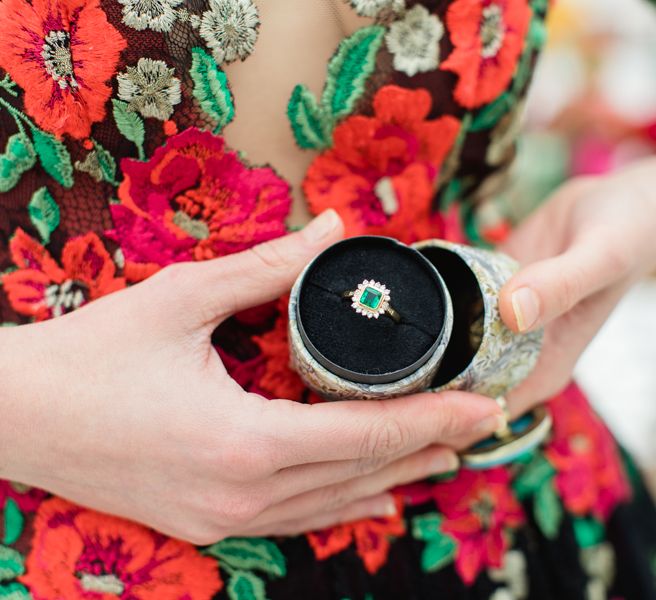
(342, 279), (401, 323)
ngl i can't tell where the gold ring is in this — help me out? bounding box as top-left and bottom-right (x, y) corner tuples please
(342, 279), (401, 323)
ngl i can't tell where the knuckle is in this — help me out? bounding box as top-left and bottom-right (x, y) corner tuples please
(247, 243), (289, 273)
(603, 244), (632, 276)
(212, 492), (267, 527)
(560, 266), (585, 312)
(362, 416), (407, 459)
(321, 485), (351, 513)
(354, 455), (388, 478)
(219, 438), (274, 481)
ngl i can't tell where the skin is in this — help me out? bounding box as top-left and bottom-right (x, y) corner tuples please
(500, 158), (656, 416)
(0, 0), (653, 546)
(0, 210), (504, 544)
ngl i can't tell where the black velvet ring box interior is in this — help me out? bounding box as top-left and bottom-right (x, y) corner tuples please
(295, 236), (451, 385)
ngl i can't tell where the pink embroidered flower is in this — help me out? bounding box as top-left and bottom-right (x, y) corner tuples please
(303, 85), (461, 243)
(20, 498), (222, 599)
(431, 468), (525, 584)
(2, 229), (125, 321)
(108, 128), (291, 277)
(546, 383), (631, 521)
(0, 480), (47, 512)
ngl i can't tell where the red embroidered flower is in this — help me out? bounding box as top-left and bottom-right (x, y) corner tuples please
(251, 297), (306, 402)
(20, 498), (222, 599)
(0, 480), (47, 512)
(307, 500), (405, 574)
(546, 383), (631, 521)
(0, 0), (126, 140)
(303, 85), (460, 243)
(108, 128), (291, 277)
(441, 0), (532, 109)
(431, 468), (524, 584)
(2, 229), (125, 321)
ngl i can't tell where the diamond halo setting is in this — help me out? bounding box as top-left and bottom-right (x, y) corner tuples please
(351, 279), (391, 319)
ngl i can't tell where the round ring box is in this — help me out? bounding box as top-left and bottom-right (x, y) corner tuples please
(413, 239), (544, 398)
(288, 236), (454, 400)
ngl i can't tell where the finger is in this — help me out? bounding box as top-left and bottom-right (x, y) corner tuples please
(260, 391), (504, 467)
(269, 443), (457, 502)
(499, 238), (630, 333)
(240, 493), (397, 538)
(174, 209), (343, 327)
(246, 444), (458, 530)
(506, 281), (629, 415)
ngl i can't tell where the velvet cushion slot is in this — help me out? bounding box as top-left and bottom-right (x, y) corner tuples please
(297, 236), (446, 379)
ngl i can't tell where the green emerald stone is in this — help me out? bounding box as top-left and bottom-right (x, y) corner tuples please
(360, 286), (382, 310)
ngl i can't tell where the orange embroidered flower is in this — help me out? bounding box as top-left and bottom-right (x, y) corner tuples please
(20, 498), (222, 599)
(306, 500), (405, 574)
(108, 128), (291, 276)
(303, 85), (460, 243)
(441, 0), (532, 109)
(2, 229), (125, 321)
(546, 383), (631, 521)
(0, 0), (126, 140)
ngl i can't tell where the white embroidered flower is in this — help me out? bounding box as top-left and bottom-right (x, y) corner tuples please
(349, 0), (404, 18)
(199, 0), (260, 65)
(117, 0), (183, 32)
(117, 58), (182, 121)
(385, 5), (444, 77)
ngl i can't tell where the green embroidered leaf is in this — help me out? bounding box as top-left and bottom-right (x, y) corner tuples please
(573, 517), (605, 549)
(227, 571), (266, 600)
(2, 501), (23, 546)
(287, 85), (332, 150)
(322, 26), (385, 120)
(0, 582), (31, 599)
(512, 47), (535, 96)
(112, 100), (145, 160)
(190, 47), (235, 133)
(470, 93), (515, 132)
(30, 128), (73, 188)
(205, 538), (286, 578)
(92, 140), (117, 185)
(513, 453), (555, 500)
(28, 187), (60, 245)
(534, 481), (563, 540)
(422, 535), (457, 573)
(528, 18), (548, 50)
(411, 513), (444, 541)
(0, 133), (36, 193)
(0, 546), (23, 582)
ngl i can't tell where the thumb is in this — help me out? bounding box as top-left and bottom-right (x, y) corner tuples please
(499, 239), (623, 333)
(186, 209), (343, 326)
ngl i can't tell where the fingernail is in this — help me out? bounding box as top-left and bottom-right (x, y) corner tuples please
(432, 452), (460, 474)
(511, 286), (540, 332)
(475, 413), (507, 436)
(383, 498), (397, 516)
(302, 209), (341, 243)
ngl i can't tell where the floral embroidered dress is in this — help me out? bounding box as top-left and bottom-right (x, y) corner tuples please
(0, 1), (655, 599)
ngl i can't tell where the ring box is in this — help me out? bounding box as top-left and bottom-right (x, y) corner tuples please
(288, 236), (542, 401)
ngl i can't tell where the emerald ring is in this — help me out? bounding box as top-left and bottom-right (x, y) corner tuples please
(342, 279), (401, 323)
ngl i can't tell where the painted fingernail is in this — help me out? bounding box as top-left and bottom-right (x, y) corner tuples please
(476, 413), (507, 436)
(302, 209), (341, 243)
(511, 286), (540, 332)
(432, 452), (460, 474)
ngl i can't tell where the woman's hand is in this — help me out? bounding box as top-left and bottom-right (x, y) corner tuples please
(0, 210), (503, 544)
(499, 158), (656, 416)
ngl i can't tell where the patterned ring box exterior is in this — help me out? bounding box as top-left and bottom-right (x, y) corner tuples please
(414, 239), (544, 399)
(288, 240), (543, 401)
